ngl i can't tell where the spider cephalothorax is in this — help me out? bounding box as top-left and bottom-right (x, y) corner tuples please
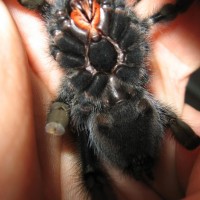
(18, 0), (200, 199)
(49, 0), (149, 99)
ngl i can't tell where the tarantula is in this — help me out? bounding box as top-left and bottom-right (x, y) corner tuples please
(18, 0), (200, 199)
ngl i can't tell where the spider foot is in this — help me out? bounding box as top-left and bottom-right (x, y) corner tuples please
(170, 118), (200, 150)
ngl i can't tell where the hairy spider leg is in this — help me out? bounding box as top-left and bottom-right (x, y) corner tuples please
(148, 0), (195, 24)
(155, 104), (200, 150)
(77, 130), (117, 200)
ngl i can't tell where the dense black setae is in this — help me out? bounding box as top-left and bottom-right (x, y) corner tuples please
(18, 0), (200, 199)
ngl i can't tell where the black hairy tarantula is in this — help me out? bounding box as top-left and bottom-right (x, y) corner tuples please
(19, 0), (200, 199)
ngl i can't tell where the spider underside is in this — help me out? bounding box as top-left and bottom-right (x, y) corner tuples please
(18, 0), (200, 199)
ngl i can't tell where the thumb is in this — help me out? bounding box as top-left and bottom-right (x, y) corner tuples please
(0, 1), (41, 199)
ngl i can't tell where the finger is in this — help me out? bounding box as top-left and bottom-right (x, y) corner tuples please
(181, 105), (200, 199)
(176, 104), (200, 193)
(132, 0), (200, 115)
(150, 1), (199, 111)
(60, 134), (88, 200)
(30, 72), (64, 199)
(5, 0), (63, 95)
(135, 0), (200, 71)
(150, 39), (189, 113)
(5, 1), (83, 198)
(134, 1), (200, 198)
(5, 1), (85, 198)
(152, 1), (200, 73)
(0, 1), (41, 199)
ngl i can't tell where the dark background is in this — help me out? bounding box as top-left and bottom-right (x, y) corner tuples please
(185, 68), (200, 111)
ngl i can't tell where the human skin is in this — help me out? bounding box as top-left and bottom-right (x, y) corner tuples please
(0, 0), (200, 199)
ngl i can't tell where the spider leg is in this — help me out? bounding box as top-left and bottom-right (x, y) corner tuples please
(148, 0), (195, 24)
(77, 130), (116, 200)
(18, 0), (45, 9)
(169, 117), (200, 150)
(158, 105), (200, 150)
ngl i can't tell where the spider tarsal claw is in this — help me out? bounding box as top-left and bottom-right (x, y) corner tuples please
(45, 102), (70, 136)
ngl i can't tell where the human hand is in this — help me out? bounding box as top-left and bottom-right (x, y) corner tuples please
(0, 0), (200, 199)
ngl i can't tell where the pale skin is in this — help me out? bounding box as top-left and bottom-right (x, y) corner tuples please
(0, 0), (200, 199)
